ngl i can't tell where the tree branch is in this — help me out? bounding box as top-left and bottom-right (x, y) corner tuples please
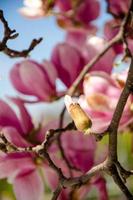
(0, 10), (42, 57)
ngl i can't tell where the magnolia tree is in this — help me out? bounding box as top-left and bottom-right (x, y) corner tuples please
(0, 0), (133, 200)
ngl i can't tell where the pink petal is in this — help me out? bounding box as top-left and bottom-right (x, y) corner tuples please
(43, 164), (70, 200)
(76, 0), (100, 23)
(0, 152), (35, 179)
(0, 100), (23, 134)
(66, 28), (97, 51)
(2, 127), (30, 147)
(9, 98), (34, 135)
(51, 43), (84, 87)
(83, 36), (116, 74)
(41, 60), (57, 87)
(43, 165), (58, 190)
(62, 131), (96, 172)
(104, 20), (123, 54)
(19, 60), (56, 100)
(10, 63), (35, 95)
(107, 0), (129, 16)
(13, 169), (44, 200)
(93, 177), (108, 200)
(83, 72), (120, 99)
(10, 60), (57, 101)
(56, 0), (71, 11)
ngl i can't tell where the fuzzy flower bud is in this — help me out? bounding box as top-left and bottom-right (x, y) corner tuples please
(64, 95), (92, 134)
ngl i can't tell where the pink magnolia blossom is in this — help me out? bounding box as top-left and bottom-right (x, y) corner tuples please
(74, 0), (100, 24)
(0, 98), (47, 200)
(104, 19), (133, 54)
(51, 42), (85, 88)
(104, 19), (123, 54)
(107, 0), (130, 17)
(79, 71), (133, 133)
(44, 128), (108, 199)
(56, 0), (100, 25)
(10, 60), (58, 102)
(81, 36), (116, 73)
(66, 32), (116, 74)
(56, 0), (71, 12)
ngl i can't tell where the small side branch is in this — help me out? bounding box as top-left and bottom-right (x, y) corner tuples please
(0, 10), (42, 57)
(51, 185), (62, 200)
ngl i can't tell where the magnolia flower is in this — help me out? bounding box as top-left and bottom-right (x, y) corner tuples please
(0, 98), (47, 200)
(10, 60), (58, 102)
(19, 0), (45, 18)
(73, 0), (100, 24)
(66, 33), (116, 74)
(56, 0), (100, 25)
(79, 71), (133, 133)
(107, 0), (130, 17)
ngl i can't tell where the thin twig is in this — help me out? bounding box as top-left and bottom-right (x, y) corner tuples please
(51, 185), (62, 200)
(57, 107), (80, 174)
(0, 10), (42, 57)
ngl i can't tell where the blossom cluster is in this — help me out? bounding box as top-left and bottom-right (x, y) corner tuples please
(0, 0), (133, 200)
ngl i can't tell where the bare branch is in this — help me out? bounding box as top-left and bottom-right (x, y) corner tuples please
(51, 185), (62, 200)
(0, 10), (42, 57)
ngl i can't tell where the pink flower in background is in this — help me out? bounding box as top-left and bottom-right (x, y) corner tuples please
(42, 120), (96, 173)
(104, 19), (133, 54)
(81, 36), (116, 73)
(56, 0), (100, 24)
(0, 98), (47, 200)
(104, 20), (123, 54)
(79, 71), (133, 133)
(43, 126), (108, 200)
(107, 0), (130, 17)
(51, 42), (85, 88)
(55, 0), (100, 30)
(73, 0), (100, 24)
(56, 0), (71, 12)
(0, 98), (33, 140)
(62, 130), (96, 172)
(66, 29), (95, 50)
(10, 60), (58, 102)
(0, 153), (44, 200)
(20, 0), (100, 30)
(66, 32), (116, 74)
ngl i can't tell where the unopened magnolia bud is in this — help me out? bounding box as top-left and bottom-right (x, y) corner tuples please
(64, 95), (92, 134)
